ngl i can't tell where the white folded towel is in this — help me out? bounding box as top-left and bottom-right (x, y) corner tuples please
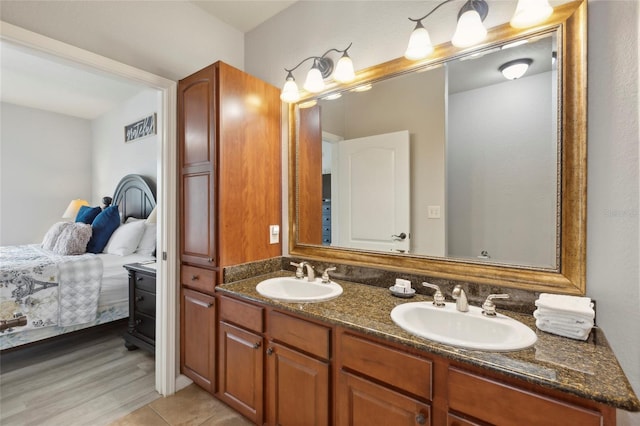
(534, 307), (595, 322)
(533, 309), (594, 327)
(536, 319), (592, 341)
(534, 293), (595, 317)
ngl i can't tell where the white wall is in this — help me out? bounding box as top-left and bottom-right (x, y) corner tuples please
(91, 89), (160, 204)
(587, 2), (639, 424)
(0, 102), (92, 245)
(0, 1), (244, 81)
(447, 72), (557, 267)
(246, 1), (640, 421)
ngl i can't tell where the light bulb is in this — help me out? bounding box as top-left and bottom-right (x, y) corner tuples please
(510, 0), (553, 29)
(452, 10), (487, 48)
(280, 75), (300, 103)
(334, 53), (355, 83)
(405, 21), (434, 60)
(303, 66), (325, 93)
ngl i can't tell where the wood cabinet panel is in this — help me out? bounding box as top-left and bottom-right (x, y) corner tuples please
(297, 105), (323, 245)
(180, 265), (216, 295)
(336, 371), (431, 426)
(266, 342), (330, 426)
(181, 77), (213, 168)
(448, 367), (604, 426)
(339, 331), (432, 401)
(219, 295), (264, 333)
(181, 172), (215, 266)
(180, 289), (216, 393)
(269, 310), (330, 360)
(217, 62), (281, 267)
(218, 321), (264, 424)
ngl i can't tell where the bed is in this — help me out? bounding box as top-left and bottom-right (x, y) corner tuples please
(0, 174), (156, 351)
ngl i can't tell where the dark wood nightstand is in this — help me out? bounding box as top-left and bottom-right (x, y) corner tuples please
(123, 262), (156, 354)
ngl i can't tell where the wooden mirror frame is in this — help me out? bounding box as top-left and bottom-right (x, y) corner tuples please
(288, 1), (587, 295)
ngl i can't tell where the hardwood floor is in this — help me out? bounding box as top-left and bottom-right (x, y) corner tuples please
(1, 324), (252, 426)
(0, 324), (159, 426)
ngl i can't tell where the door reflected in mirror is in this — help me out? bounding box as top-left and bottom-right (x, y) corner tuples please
(297, 32), (559, 269)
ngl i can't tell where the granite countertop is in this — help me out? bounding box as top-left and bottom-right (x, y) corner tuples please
(217, 271), (640, 412)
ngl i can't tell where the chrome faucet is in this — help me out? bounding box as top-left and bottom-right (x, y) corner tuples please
(422, 282), (445, 307)
(452, 285), (469, 312)
(290, 261), (315, 282)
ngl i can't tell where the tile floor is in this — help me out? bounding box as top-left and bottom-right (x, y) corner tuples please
(108, 384), (252, 426)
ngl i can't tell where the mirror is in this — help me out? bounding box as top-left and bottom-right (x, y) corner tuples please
(289, 1), (586, 294)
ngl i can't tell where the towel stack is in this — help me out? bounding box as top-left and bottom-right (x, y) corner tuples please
(533, 293), (595, 341)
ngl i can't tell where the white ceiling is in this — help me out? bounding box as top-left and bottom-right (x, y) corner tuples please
(0, 2), (296, 120)
(191, 1), (297, 33)
(0, 41), (153, 120)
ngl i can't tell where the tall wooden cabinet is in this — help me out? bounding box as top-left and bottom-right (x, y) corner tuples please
(178, 61), (281, 392)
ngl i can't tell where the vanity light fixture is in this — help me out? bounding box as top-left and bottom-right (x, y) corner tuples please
(510, 0), (553, 28)
(405, 0), (489, 60)
(405, 0), (554, 60)
(280, 43), (355, 103)
(499, 58), (533, 80)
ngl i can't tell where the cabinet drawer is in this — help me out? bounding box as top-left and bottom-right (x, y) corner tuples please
(219, 296), (264, 333)
(269, 311), (330, 360)
(133, 311), (155, 341)
(448, 368), (603, 426)
(133, 272), (155, 293)
(181, 265), (216, 294)
(339, 332), (432, 401)
(134, 288), (155, 317)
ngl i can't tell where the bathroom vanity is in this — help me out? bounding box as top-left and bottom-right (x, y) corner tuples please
(215, 271), (639, 425)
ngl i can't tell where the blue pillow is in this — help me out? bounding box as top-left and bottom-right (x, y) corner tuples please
(86, 205), (121, 253)
(75, 205), (102, 224)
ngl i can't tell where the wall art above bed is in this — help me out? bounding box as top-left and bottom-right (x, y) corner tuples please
(124, 113), (156, 143)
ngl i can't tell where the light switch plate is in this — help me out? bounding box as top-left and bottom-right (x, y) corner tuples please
(427, 206), (441, 219)
(269, 225), (280, 244)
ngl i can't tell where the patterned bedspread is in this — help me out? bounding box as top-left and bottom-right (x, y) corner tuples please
(0, 244), (103, 335)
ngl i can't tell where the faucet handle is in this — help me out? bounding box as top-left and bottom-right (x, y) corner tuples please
(321, 267), (337, 283)
(422, 282), (445, 307)
(290, 262), (304, 279)
(482, 294), (510, 316)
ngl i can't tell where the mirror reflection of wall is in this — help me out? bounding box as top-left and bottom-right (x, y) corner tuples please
(303, 32), (558, 269)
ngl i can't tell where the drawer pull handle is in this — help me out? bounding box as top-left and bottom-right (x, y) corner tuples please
(266, 347), (274, 356)
(135, 296), (144, 302)
(135, 319), (142, 325)
(189, 298), (212, 308)
(415, 413), (426, 425)
(253, 341), (261, 349)
(208, 258), (213, 263)
(191, 275), (199, 281)
(136, 277), (143, 281)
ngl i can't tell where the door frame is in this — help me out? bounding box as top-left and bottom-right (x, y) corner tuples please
(1, 22), (181, 396)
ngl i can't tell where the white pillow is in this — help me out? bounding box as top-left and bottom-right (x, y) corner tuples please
(103, 220), (145, 256)
(135, 223), (157, 256)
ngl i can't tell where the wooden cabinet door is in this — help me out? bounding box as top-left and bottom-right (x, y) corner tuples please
(178, 65), (216, 267)
(336, 371), (431, 426)
(218, 321), (264, 424)
(180, 289), (215, 393)
(266, 342), (329, 426)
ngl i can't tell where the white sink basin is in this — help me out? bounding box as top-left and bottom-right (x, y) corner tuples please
(256, 276), (343, 303)
(390, 302), (537, 351)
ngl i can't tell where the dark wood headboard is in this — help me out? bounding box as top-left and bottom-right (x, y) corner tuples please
(112, 174), (156, 222)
